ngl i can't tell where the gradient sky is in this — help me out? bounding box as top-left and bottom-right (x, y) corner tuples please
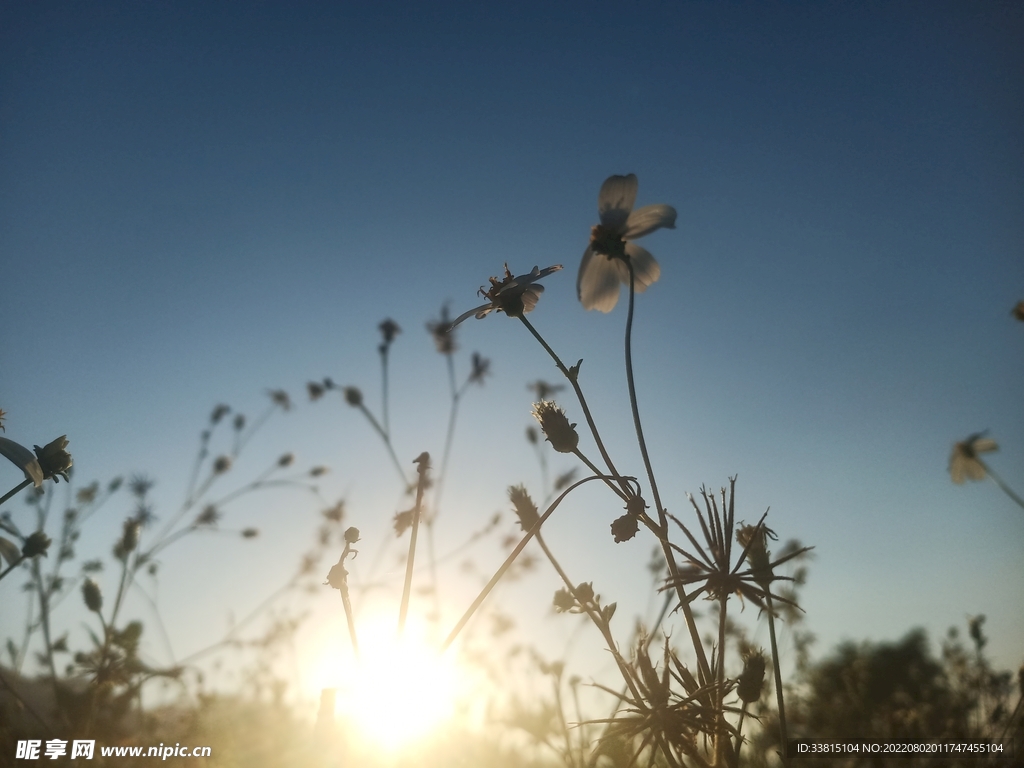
(2, 0), (1022, 706)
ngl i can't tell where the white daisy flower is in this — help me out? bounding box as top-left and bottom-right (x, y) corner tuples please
(450, 264), (562, 329)
(577, 174), (677, 312)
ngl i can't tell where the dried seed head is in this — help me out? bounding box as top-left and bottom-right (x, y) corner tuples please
(343, 387), (363, 407)
(213, 455), (232, 474)
(196, 505), (220, 526)
(325, 562), (348, 590)
(379, 318), (401, 345)
(22, 531), (52, 559)
(427, 305), (457, 355)
(508, 485), (539, 531)
(532, 401), (579, 454)
(737, 650), (767, 703)
(277, 452), (294, 468)
(344, 526), (361, 544)
(574, 582), (595, 604)
(307, 381), (325, 401)
(469, 352), (490, 385)
(737, 523), (775, 588)
(393, 510), (413, 537)
(553, 588), (575, 613)
(241, 528), (259, 538)
(82, 578), (103, 613)
(610, 512), (639, 543)
(268, 389), (292, 410)
(210, 404), (230, 424)
(120, 518), (141, 555)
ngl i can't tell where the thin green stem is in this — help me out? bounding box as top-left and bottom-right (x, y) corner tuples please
(766, 593), (789, 766)
(398, 454), (429, 636)
(518, 315), (628, 494)
(535, 533), (641, 704)
(337, 541), (360, 660)
(549, 670), (576, 768)
(183, 429), (211, 509)
(623, 262), (713, 688)
(380, 346), (391, 439)
(357, 403), (409, 488)
(0, 555), (24, 582)
(441, 475), (607, 652)
(0, 478), (32, 507)
(735, 701), (749, 764)
(572, 448), (629, 502)
(982, 461), (1024, 510)
(715, 596), (729, 767)
(30, 557), (63, 719)
(0, 665), (51, 730)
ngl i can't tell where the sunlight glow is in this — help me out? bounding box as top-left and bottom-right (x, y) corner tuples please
(318, 614), (460, 751)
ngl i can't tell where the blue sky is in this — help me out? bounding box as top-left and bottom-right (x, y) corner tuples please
(2, 0), (1022, 702)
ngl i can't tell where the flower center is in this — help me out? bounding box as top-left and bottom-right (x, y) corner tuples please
(590, 225), (627, 260)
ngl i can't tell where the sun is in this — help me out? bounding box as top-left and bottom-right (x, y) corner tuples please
(313, 614), (461, 751)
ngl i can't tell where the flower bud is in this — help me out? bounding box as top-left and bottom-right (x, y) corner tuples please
(34, 436), (72, 483)
(22, 531), (52, 559)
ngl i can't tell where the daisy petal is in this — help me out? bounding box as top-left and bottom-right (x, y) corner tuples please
(623, 243), (661, 292)
(598, 174), (638, 232)
(577, 245), (622, 312)
(0, 437), (44, 488)
(449, 304), (494, 330)
(520, 285), (544, 314)
(624, 204), (677, 240)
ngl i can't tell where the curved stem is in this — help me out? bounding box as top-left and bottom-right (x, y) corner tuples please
(441, 475), (608, 652)
(572, 448), (628, 502)
(623, 262), (713, 688)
